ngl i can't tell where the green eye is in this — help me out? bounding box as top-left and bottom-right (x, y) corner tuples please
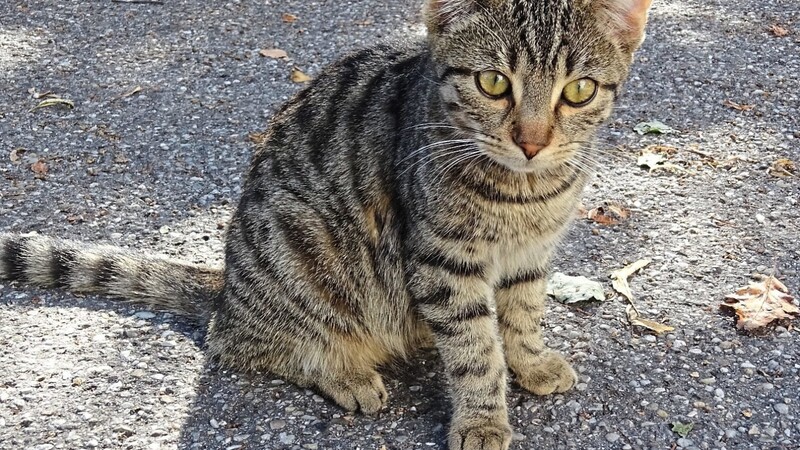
(561, 78), (598, 107)
(476, 71), (511, 98)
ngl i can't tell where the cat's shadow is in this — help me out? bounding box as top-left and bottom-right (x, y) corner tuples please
(1, 287), (451, 449)
(176, 348), (451, 449)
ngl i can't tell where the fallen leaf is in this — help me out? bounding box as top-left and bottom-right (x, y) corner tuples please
(768, 158), (796, 178)
(634, 120), (677, 135)
(281, 12), (298, 23)
(546, 273), (606, 304)
(30, 97), (74, 112)
(769, 24), (789, 37)
(626, 305), (675, 334)
(671, 421), (694, 438)
(721, 274), (798, 331)
(586, 201), (631, 226)
(610, 259), (651, 302)
(260, 48), (288, 59)
(723, 99), (755, 111)
(30, 160), (48, 178)
(291, 67), (312, 83)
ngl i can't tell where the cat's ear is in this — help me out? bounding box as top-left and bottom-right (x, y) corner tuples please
(594, 0), (653, 52)
(424, 0), (479, 33)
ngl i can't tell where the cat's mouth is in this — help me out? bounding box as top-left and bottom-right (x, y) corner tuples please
(477, 141), (572, 174)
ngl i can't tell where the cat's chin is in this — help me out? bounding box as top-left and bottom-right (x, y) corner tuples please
(488, 154), (564, 175)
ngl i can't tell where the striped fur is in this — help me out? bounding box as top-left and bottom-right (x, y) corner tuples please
(0, 1), (651, 449)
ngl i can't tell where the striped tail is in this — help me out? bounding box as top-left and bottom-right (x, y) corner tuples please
(0, 233), (223, 317)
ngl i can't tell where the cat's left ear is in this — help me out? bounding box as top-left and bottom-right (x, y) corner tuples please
(595, 0), (653, 52)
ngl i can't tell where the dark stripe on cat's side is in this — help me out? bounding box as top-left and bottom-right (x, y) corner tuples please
(418, 251), (485, 278)
(50, 248), (76, 288)
(2, 237), (28, 282)
(497, 267), (547, 290)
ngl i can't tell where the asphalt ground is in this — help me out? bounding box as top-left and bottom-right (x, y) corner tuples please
(0, 1), (798, 449)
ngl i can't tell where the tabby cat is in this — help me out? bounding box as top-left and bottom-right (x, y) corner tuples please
(0, 0), (652, 448)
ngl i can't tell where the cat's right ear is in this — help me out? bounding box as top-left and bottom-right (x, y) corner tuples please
(424, 0), (477, 34)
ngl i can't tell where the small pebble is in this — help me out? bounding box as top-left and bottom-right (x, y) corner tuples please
(605, 432), (620, 443)
(774, 403), (789, 415)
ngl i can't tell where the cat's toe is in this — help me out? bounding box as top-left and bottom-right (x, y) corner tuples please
(316, 370), (388, 414)
(449, 421), (512, 450)
(514, 350), (577, 396)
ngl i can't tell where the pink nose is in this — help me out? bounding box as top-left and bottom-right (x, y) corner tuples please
(517, 141), (546, 160)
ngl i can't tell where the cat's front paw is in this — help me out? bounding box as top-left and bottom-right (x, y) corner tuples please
(514, 350), (577, 396)
(449, 420), (512, 450)
(315, 370), (388, 414)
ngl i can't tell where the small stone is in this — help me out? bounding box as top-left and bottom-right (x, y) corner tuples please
(115, 425), (134, 436)
(700, 377), (716, 385)
(677, 438), (694, 447)
(748, 425), (760, 435)
(269, 419), (286, 430)
(673, 340), (687, 349)
(511, 432), (526, 441)
(740, 362), (756, 369)
(233, 434), (250, 442)
(774, 403), (789, 415)
(131, 369), (146, 378)
(725, 429), (738, 439)
(209, 419), (219, 429)
(278, 433), (295, 445)
(714, 388), (725, 399)
(656, 410), (669, 419)
(605, 432), (620, 443)
(134, 311), (156, 320)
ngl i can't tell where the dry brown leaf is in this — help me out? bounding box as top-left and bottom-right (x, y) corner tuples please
(768, 158), (796, 178)
(586, 201), (631, 226)
(281, 13), (298, 23)
(291, 67), (312, 83)
(31, 160), (48, 178)
(610, 259), (651, 302)
(626, 305), (675, 334)
(723, 99), (755, 111)
(769, 24), (789, 37)
(259, 48), (288, 59)
(721, 274), (798, 331)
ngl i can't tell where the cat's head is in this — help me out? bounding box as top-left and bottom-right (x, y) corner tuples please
(424, 0), (652, 173)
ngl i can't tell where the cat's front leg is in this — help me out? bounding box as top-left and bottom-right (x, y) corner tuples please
(409, 249), (512, 450)
(496, 267), (577, 396)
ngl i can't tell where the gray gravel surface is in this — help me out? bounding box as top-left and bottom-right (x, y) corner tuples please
(1, 1), (799, 449)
